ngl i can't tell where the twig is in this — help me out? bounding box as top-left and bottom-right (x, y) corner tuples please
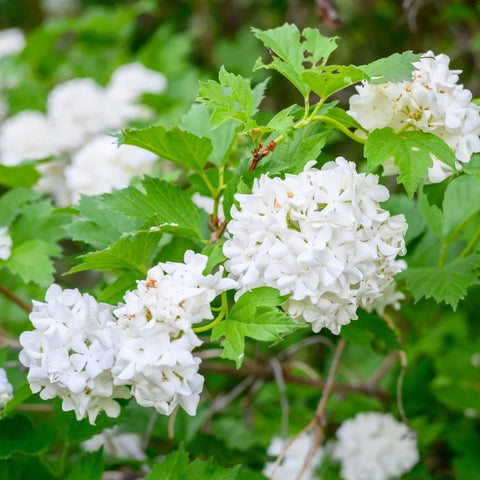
(268, 338), (347, 480)
(200, 360), (389, 400)
(0, 283), (32, 314)
(168, 407), (178, 440)
(209, 376), (256, 416)
(278, 335), (334, 361)
(249, 140), (277, 173)
(269, 358), (289, 439)
(294, 337), (347, 480)
(365, 351), (399, 391)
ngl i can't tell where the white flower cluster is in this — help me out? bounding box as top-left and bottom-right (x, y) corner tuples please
(0, 63), (166, 204)
(19, 284), (130, 423)
(263, 432), (323, 480)
(349, 51), (480, 183)
(0, 28), (25, 59)
(332, 412), (419, 480)
(19, 252), (233, 422)
(0, 367), (13, 409)
(0, 226), (12, 261)
(223, 158), (407, 334)
(82, 427), (147, 461)
(111, 251), (236, 416)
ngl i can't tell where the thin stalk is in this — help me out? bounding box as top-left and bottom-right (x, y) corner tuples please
(314, 115), (366, 144)
(459, 223), (480, 258)
(0, 283), (32, 313)
(193, 291), (228, 333)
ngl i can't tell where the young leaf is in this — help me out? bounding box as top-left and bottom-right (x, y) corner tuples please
(100, 177), (204, 240)
(5, 239), (55, 286)
(120, 126), (213, 171)
(197, 66), (256, 128)
(211, 287), (301, 368)
(0, 163), (40, 188)
(65, 195), (140, 249)
(0, 188), (41, 226)
(401, 255), (480, 309)
(181, 103), (237, 167)
(302, 65), (365, 100)
(146, 447), (241, 480)
(68, 230), (162, 275)
(359, 51), (421, 83)
(364, 127), (456, 197)
(252, 24), (337, 97)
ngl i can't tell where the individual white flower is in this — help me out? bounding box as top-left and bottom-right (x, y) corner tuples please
(0, 226), (12, 261)
(111, 251), (236, 416)
(349, 51), (480, 183)
(0, 111), (55, 166)
(82, 427), (147, 460)
(0, 367), (13, 409)
(0, 28), (25, 58)
(223, 158), (407, 334)
(263, 432), (323, 480)
(47, 78), (122, 152)
(65, 135), (157, 201)
(332, 412), (419, 480)
(19, 284), (130, 424)
(107, 62), (167, 120)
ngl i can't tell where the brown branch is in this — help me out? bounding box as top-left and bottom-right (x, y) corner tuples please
(0, 283), (32, 314)
(295, 338), (347, 479)
(249, 140), (276, 174)
(200, 359), (389, 401)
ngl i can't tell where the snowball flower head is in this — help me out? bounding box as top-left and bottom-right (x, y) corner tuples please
(107, 62), (167, 120)
(0, 226), (12, 261)
(223, 158), (407, 334)
(82, 427), (147, 460)
(0, 111), (55, 166)
(332, 412), (419, 480)
(19, 285), (130, 424)
(263, 432), (323, 480)
(348, 51), (480, 183)
(111, 251), (236, 416)
(0, 28), (25, 58)
(0, 367), (13, 409)
(65, 135), (157, 201)
(47, 78), (122, 152)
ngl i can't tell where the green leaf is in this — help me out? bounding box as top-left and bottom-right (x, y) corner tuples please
(146, 447), (241, 480)
(202, 241), (227, 275)
(401, 255), (480, 309)
(180, 103), (237, 167)
(340, 312), (401, 352)
(5, 239), (55, 286)
(68, 230), (162, 275)
(0, 188), (41, 226)
(258, 128), (330, 176)
(120, 126), (212, 171)
(418, 187), (444, 238)
(442, 175), (480, 238)
(65, 195), (140, 249)
(302, 65), (365, 100)
(98, 271), (140, 304)
(100, 177), (204, 240)
(252, 24), (337, 97)
(0, 163), (40, 188)
(359, 51), (421, 83)
(211, 287), (301, 368)
(197, 66), (256, 128)
(383, 194), (426, 244)
(66, 450), (104, 480)
(364, 127), (456, 197)
(325, 107), (362, 130)
(0, 415), (55, 458)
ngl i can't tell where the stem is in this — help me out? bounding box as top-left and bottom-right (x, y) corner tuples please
(193, 291), (227, 333)
(394, 122), (414, 134)
(313, 115), (366, 144)
(198, 169), (217, 198)
(459, 223), (480, 258)
(0, 283), (32, 313)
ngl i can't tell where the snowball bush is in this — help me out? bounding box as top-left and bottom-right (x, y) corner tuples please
(332, 412), (419, 480)
(223, 158), (407, 334)
(349, 51), (480, 182)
